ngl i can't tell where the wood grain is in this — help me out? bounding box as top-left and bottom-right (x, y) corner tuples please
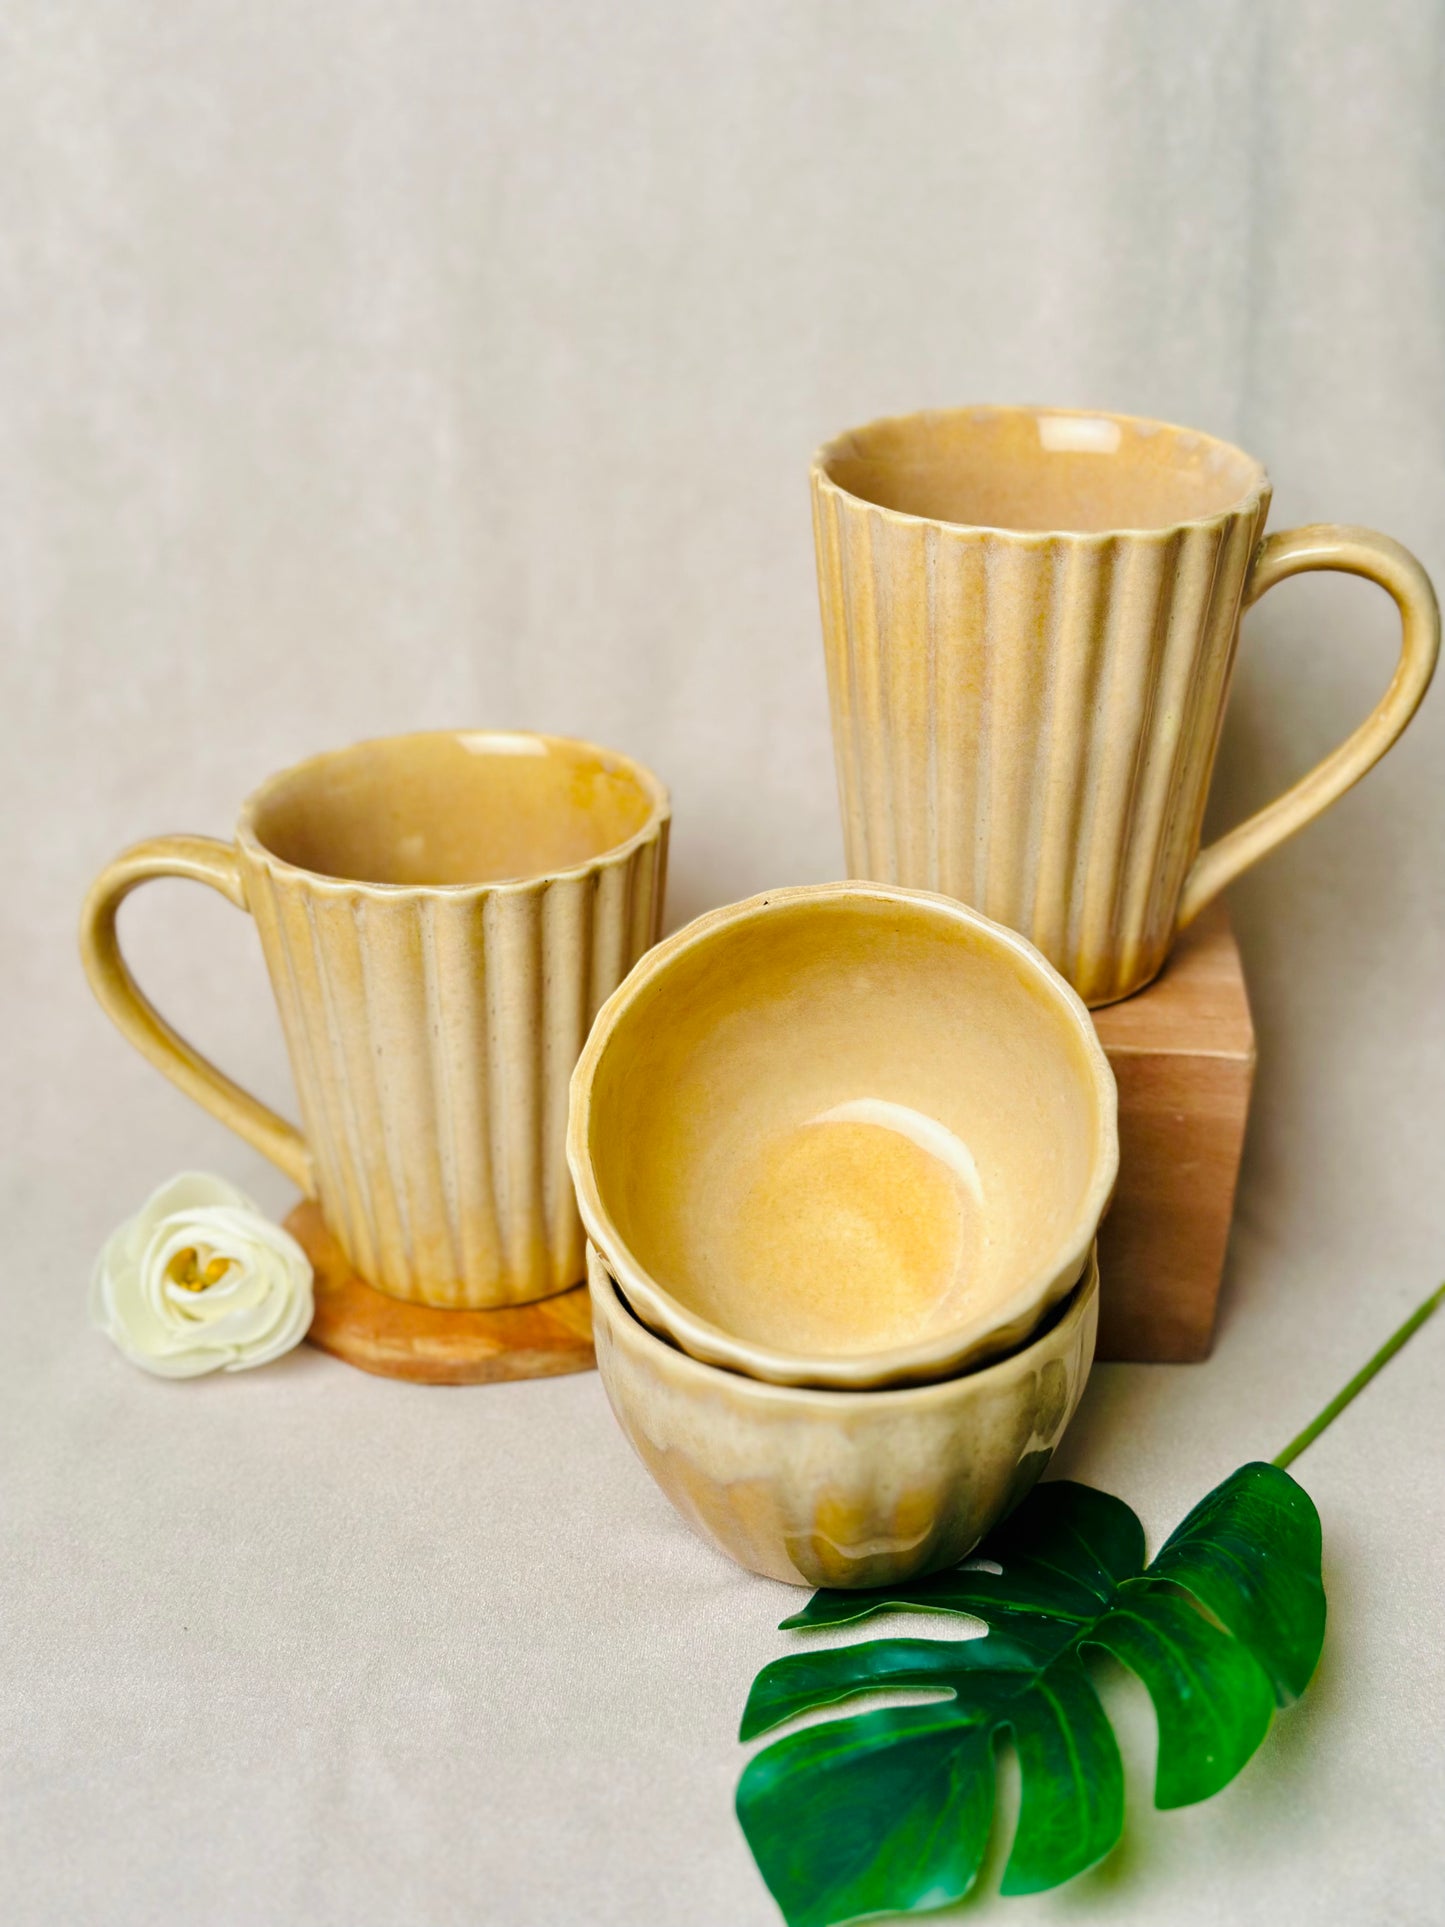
(290, 1201), (594, 1385)
(1091, 901), (1255, 1362)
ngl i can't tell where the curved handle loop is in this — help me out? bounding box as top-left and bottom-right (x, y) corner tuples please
(79, 834), (315, 1194)
(1179, 524), (1440, 928)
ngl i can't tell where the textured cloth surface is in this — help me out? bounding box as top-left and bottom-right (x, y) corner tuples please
(4, 3), (1445, 1923)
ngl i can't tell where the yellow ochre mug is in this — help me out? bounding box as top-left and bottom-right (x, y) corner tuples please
(812, 405), (1439, 1005)
(80, 730), (669, 1308)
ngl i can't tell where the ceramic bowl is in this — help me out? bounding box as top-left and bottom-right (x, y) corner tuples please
(568, 882), (1116, 1389)
(589, 1241), (1099, 1588)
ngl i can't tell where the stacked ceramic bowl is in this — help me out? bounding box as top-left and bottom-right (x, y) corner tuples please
(567, 883), (1118, 1589)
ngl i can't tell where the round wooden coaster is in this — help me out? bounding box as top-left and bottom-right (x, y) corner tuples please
(287, 1201), (595, 1386)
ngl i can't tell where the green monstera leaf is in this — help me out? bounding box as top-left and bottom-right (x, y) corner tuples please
(734, 1281), (1445, 1927)
(737, 1462), (1325, 1926)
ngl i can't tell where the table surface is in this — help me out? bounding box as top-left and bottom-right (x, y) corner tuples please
(5, 1037), (1444, 1927)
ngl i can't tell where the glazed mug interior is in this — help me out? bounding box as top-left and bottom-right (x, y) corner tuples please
(818, 404), (1265, 534)
(242, 730), (661, 886)
(570, 883), (1117, 1387)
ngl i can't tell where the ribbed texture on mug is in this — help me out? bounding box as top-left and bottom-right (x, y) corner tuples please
(812, 480), (1269, 1004)
(243, 827), (667, 1307)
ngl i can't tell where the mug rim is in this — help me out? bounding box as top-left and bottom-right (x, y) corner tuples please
(567, 879), (1119, 1391)
(591, 1240), (1099, 1412)
(234, 727), (671, 897)
(812, 402), (1271, 543)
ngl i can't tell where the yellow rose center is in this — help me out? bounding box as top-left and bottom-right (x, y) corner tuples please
(165, 1246), (233, 1293)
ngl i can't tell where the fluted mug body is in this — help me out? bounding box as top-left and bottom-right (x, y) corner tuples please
(813, 406), (1438, 1005)
(81, 731), (670, 1308)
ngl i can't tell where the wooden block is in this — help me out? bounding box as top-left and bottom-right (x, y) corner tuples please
(1090, 902), (1255, 1363)
(289, 1201), (595, 1385)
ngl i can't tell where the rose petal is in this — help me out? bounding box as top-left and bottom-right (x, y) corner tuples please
(132, 1173), (258, 1240)
(91, 1173), (313, 1379)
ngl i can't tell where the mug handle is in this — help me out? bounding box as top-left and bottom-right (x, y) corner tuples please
(1178, 525), (1439, 928)
(79, 834), (315, 1194)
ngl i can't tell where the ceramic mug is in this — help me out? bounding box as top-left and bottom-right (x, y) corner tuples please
(80, 730), (670, 1308)
(589, 1241), (1099, 1588)
(568, 882), (1117, 1389)
(812, 405), (1440, 1005)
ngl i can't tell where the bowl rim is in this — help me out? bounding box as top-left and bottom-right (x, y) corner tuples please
(567, 880), (1119, 1390)
(590, 1241), (1100, 1411)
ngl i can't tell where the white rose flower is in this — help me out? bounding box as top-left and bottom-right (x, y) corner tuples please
(90, 1172), (314, 1378)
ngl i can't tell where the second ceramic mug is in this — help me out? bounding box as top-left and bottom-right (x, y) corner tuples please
(79, 730), (670, 1308)
(812, 405), (1440, 1005)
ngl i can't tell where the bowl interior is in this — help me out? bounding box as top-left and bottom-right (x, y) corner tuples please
(247, 731), (659, 886)
(818, 406), (1264, 534)
(584, 891), (1108, 1360)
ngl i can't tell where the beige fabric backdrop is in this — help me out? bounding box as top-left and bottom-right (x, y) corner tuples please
(4, 3), (1444, 1923)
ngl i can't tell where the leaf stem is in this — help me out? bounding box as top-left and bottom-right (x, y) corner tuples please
(1272, 1279), (1445, 1470)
